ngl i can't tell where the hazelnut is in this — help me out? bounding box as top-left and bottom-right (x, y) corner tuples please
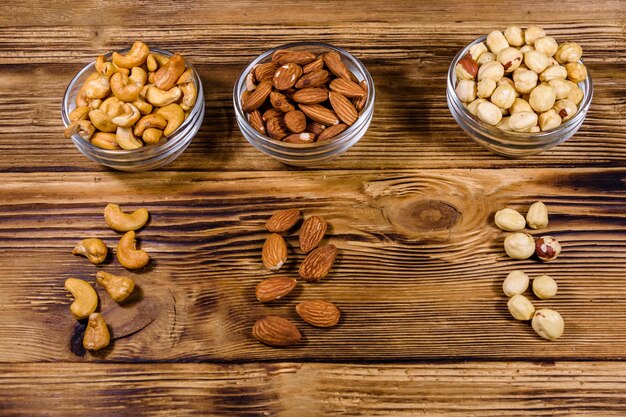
(539, 65), (568, 83)
(532, 275), (558, 299)
(497, 77), (515, 88)
(503, 270), (529, 297)
(513, 69), (538, 94)
(510, 98), (533, 114)
(526, 201), (549, 229)
(504, 26), (525, 46)
(565, 80), (584, 105)
(504, 232), (535, 259)
(478, 61), (505, 82)
(486, 30), (510, 55)
(534, 37), (558, 57)
(524, 50), (551, 74)
(508, 111), (538, 132)
(532, 309), (564, 341)
(477, 79), (496, 99)
(538, 109), (562, 131)
(507, 294), (535, 321)
(496, 117), (512, 131)
(468, 42), (488, 61)
(476, 101), (503, 125)
(525, 26), (546, 46)
(529, 84), (556, 113)
(519, 44), (534, 54)
(455, 53), (478, 80)
(495, 208), (526, 231)
(491, 84), (517, 109)
(477, 52), (496, 66)
(467, 98), (487, 116)
(535, 235), (562, 261)
(565, 62), (588, 83)
(555, 42), (583, 64)
(553, 99), (578, 121)
(497, 47), (523, 73)
(455, 80), (477, 103)
(548, 78), (572, 100)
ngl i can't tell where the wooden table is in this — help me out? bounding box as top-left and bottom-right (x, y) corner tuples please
(1, 1), (625, 415)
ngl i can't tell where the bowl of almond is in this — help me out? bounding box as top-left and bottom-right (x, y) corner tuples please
(233, 42), (375, 166)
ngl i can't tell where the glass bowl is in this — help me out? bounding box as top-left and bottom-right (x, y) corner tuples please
(447, 36), (593, 157)
(233, 42), (375, 167)
(61, 48), (204, 172)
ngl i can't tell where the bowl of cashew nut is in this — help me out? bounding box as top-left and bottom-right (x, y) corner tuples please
(62, 41), (204, 171)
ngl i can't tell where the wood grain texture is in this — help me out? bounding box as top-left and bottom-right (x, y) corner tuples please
(2, 361), (626, 416)
(1, 168), (625, 361)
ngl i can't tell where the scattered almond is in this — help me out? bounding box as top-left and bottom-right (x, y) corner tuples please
(298, 244), (337, 282)
(262, 233), (288, 271)
(299, 215), (327, 253)
(255, 277), (297, 302)
(296, 300), (341, 327)
(266, 208), (301, 232)
(253, 316), (301, 347)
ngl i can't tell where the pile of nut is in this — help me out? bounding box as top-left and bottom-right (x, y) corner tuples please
(64, 41), (197, 150)
(495, 202), (565, 340)
(455, 26), (586, 132)
(242, 48), (368, 143)
(253, 209), (341, 347)
(64, 204), (151, 352)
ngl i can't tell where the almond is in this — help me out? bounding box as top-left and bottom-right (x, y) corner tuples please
(299, 104), (340, 126)
(299, 215), (327, 253)
(353, 80), (368, 112)
(328, 92), (358, 126)
(245, 71), (256, 91)
(249, 110), (266, 134)
(266, 208), (301, 232)
(241, 90), (251, 106)
(295, 70), (330, 89)
(284, 132), (315, 143)
(273, 63), (303, 91)
(329, 78), (366, 98)
(307, 122), (326, 136)
(284, 110), (307, 133)
(262, 108), (283, 123)
(253, 316), (301, 347)
(266, 117), (289, 140)
(242, 81), (272, 112)
(292, 88), (329, 104)
(303, 57), (324, 74)
(323, 51), (352, 80)
(271, 50), (290, 63)
(275, 51), (316, 66)
(298, 244), (337, 282)
(255, 277), (297, 302)
(254, 62), (279, 82)
(262, 233), (288, 271)
(317, 123), (347, 142)
(270, 91), (296, 113)
(296, 300), (341, 327)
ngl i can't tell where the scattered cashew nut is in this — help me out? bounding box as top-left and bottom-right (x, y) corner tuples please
(104, 203), (149, 232)
(116, 126), (143, 150)
(72, 238), (108, 264)
(154, 53), (186, 91)
(83, 312), (110, 351)
(112, 41), (150, 69)
(117, 230), (150, 269)
(64, 278), (98, 319)
(111, 103), (140, 128)
(156, 103), (185, 135)
(96, 271), (135, 302)
(64, 120), (95, 140)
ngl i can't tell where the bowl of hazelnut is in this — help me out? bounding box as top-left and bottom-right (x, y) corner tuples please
(447, 26), (593, 157)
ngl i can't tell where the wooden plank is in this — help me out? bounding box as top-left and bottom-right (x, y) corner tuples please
(0, 168), (625, 361)
(1, 361), (626, 416)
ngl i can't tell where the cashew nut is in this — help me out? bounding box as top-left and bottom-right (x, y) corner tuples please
(88, 109), (118, 133)
(96, 271), (135, 302)
(111, 103), (140, 128)
(95, 55), (106, 74)
(83, 313), (110, 351)
(76, 72), (100, 107)
(154, 53), (169, 67)
(69, 106), (90, 122)
(104, 203), (149, 232)
(100, 97), (125, 117)
(72, 238), (108, 264)
(154, 53), (186, 91)
(132, 97), (153, 115)
(145, 85), (182, 107)
(91, 132), (120, 150)
(82, 75), (111, 99)
(133, 113), (167, 137)
(64, 120), (95, 140)
(143, 128), (164, 145)
(116, 126), (143, 150)
(64, 278), (98, 320)
(179, 82), (197, 111)
(117, 230), (150, 269)
(88, 98), (102, 110)
(110, 72), (142, 103)
(112, 40), (149, 69)
(156, 103), (185, 136)
(147, 54), (158, 72)
(177, 68), (193, 85)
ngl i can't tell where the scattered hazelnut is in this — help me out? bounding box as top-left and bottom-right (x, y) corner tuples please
(532, 274), (558, 299)
(494, 208), (526, 231)
(503, 270), (530, 297)
(526, 202), (549, 229)
(535, 235), (562, 261)
(532, 309), (564, 341)
(504, 232), (535, 259)
(507, 294), (535, 321)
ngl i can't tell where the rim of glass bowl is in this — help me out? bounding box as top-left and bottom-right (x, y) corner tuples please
(61, 47), (204, 158)
(447, 36), (593, 144)
(233, 41), (375, 148)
